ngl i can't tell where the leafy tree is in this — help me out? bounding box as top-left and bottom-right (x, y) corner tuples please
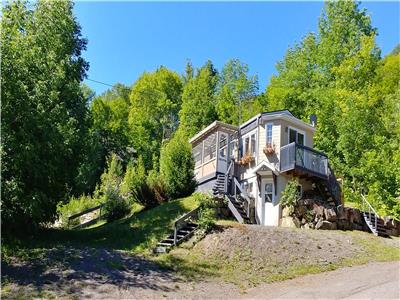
(216, 59), (258, 125)
(1, 0), (89, 231)
(159, 129), (196, 199)
(129, 67), (183, 170)
(179, 60), (218, 136)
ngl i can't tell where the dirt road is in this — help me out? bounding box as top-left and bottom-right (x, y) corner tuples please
(2, 247), (399, 299)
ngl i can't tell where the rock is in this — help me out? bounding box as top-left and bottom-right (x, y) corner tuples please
(281, 217), (297, 228)
(301, 218), (307, 225)
(337, 219), (351, 231)
(313, 203), (325, 219)
(324, 208), (337, 222)
(303, 223), (311, 230)
(282, 206), (291, 218)
(337, 205), (347, 220)
(315, 220), (337, 230)
(293, 216), (301, 228)
(294, 205), (307, 218)
(352, 208), (362, 224)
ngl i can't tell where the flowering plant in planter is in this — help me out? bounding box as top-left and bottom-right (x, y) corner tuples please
(239, 153), (255, 165)
(263, 142), (275, 155)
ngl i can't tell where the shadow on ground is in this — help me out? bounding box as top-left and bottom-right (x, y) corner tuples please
(1, 245), (185, 298)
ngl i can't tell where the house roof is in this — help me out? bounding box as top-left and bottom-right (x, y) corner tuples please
(240, 110), (315, 132)
(189, 121), (238, 144)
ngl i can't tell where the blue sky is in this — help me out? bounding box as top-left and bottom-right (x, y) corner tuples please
(74, 1), (400, 95)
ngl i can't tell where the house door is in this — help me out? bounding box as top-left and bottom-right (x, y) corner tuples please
(262, 179), (275, 226)
(217, 133), (228, 173)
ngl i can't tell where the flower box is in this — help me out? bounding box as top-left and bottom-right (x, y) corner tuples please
(263, 143), (275, 155)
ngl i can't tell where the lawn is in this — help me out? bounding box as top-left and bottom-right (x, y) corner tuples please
(2, 195), (200, 259)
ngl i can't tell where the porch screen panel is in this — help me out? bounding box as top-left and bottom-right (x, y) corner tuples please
(203, 133), (217, 163)
(193, 143), (202, 167)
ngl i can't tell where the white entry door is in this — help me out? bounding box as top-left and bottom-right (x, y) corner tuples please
(262, 179), (275, 226)
(217, 133), (228, 173)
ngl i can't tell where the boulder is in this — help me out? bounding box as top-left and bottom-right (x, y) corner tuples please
(315, 220), (337, 230)
(337, 219), (351, 230)
(281, 217), (297, 228)
(295, 205), (307, 218)
(337, 205), (347, 220)
(324, 208), (337, 222)
(352, 208), (362, 224)
(313, 203), (325, 219)
(282, 206), (291, 218)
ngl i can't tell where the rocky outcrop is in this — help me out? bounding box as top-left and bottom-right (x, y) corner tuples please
(281, 198), (400, 236)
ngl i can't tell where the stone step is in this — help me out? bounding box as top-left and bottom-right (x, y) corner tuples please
(157, 242), (173, 247)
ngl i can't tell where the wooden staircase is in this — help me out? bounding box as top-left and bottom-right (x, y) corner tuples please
(212, 173), (228, 198)
(220, 159), (256, 224)
(361, 195), (389, 237)
(153, 208), (200, 253)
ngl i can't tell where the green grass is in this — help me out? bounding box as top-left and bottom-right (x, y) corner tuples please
(2, 195), (200, 258)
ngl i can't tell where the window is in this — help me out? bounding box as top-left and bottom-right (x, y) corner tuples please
(203, 133), (216, 162)
(289, 128), (305, 146)
(266, 124), (273, 145)
(193, 143), (202, 167)
(244, 137), (250, 155)
(264, 183), (273, 203)
(219, 133), (227, 160)
(250, 134), (256, 156)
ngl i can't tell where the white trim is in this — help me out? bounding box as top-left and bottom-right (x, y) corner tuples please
(252, 160), (280, 175)
(189, 121), (238, 144)
(240, 128), (257, 157)
(262, 114), (315, 132)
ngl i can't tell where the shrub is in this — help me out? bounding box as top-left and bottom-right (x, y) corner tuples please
(146, 170), (168, 204)
(195, 193), (217, 231)
(160, 129), (196, 199)
(57, 194), (102, 228)
(102, 187), (131, 222)
(96, 153), (131, 222)
(280, 180), (300, 215)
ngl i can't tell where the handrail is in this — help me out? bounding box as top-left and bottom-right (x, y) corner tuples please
(224, 159), (234, 193)
(173, 207), (200, 245)
(67, 204), (104, 228)
(361, 194), (379, 234)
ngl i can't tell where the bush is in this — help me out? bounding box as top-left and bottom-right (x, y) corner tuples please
(160, 129), (196, 199)
(96, 153), (131, 222)
(280, 180), (300, 215)
(102, 187), (131, 222)
(57, 194), (102, 228)
(146, 170), (168, 204)
(195, 193), (217, 231)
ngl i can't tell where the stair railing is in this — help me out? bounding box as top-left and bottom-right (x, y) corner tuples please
(224, 159), (234, 194)
(173, 207), (200, 246)
(233, 177), (254, 220)
(361, 194), (379, 233)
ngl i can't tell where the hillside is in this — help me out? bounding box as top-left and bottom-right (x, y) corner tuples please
(159, 224), (400, 288)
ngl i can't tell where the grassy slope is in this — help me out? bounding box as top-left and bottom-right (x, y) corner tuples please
(2, 195), (199, 258)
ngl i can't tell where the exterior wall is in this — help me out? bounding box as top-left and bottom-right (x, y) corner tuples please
(258, 120), (281, 170)
(280, 119), (314, 148)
